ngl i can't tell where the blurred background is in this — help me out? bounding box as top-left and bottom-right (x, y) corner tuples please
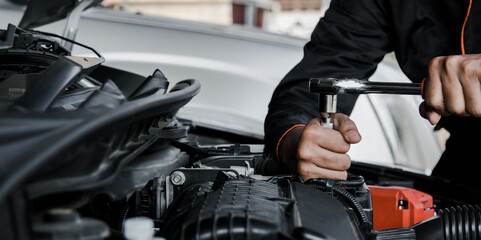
(101, 0), (331, 39)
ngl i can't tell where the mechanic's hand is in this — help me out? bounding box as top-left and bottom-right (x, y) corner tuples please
(420, 54), (481, 125)
(278, 113), (361, 180)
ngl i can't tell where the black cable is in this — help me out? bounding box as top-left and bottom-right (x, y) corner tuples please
(305, 175), (365, 188)
(306, 179), (372, 231)
(335, 175), (365, 187)
(31, 30), (105, 62)
(332, 187), (371, 229)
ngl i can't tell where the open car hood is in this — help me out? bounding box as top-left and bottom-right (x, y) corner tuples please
(18, 0), (100, 29)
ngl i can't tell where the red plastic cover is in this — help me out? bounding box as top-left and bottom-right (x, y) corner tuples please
(369, 185), (435, 230)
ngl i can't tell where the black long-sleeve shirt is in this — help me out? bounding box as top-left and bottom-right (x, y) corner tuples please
(264, 0), (481, 186)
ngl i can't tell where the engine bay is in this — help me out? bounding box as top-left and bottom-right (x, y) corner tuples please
(1, 20), (481, 240)
(67, 141), (481, 240)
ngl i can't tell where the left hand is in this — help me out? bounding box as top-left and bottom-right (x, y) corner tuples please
(277, 114), (361, 181)
(420, 54), (481, 125)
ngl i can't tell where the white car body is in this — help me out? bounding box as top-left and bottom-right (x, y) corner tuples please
(0, 0), (442, 172)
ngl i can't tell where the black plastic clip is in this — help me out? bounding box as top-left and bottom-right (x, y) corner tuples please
(0, 24), (16, 50)
(325, 179), (334, 195)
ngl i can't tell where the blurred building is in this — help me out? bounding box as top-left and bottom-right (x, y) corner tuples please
(277, 0), (321, 10)
(102, 0), (233, 25)
(101, 0), (330, 38)
(268, 0), (330, 38)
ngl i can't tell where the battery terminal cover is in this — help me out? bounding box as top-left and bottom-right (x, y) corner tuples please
(368, 185), (435, 231)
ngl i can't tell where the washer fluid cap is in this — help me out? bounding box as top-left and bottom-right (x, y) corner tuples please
(124, 217), (154, 240)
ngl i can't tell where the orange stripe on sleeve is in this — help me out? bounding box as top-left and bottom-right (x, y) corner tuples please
(461, 0), (472, 55)
(420, 77), (426, 98)
(276, 124), (305, 161)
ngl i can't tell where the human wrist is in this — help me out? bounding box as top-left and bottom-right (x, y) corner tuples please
(277, 125), (305, 172)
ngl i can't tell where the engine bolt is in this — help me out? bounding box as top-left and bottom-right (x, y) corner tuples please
(170, 171), (186, 186)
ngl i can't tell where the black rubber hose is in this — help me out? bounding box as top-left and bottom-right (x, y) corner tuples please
(117, 204), (130, 232)
(305, 175), (365, 188)
(335, 175), (365, 187)
(307, 182), (371, 230)
(439, 204), (481, 240)
(333, 187), (372, 230)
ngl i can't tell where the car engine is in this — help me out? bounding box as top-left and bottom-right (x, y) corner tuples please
(2, 20), (481, 240)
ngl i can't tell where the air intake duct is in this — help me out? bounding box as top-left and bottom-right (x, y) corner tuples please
(373, 204), (481, 240)
(439, 205), (481, 240)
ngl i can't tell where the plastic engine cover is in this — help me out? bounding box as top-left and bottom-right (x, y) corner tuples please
(159, 177), (361, 240)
